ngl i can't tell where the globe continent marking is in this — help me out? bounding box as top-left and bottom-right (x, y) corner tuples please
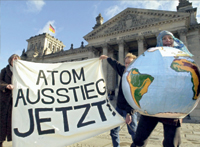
(127, 68), (154, 108)
(170, 58), (200, 100)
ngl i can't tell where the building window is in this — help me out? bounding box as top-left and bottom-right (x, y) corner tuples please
(38, 42), (41, 49)
(52, 46), (55, 52)
(31, 44), (33, 49)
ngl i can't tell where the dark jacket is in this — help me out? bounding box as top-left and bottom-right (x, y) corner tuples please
(107, 57), (134, 114)
(0, 65), (12, 141)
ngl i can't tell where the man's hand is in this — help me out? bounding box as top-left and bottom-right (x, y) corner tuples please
(126, 114), (132, 124)
(99, 55), (108, 60)
(6, 84), (14, 90)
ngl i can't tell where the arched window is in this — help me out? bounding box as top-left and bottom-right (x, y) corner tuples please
(38, 42), (41, 49)
(52, 46), (55, 52)
(31, 44), (33, 49)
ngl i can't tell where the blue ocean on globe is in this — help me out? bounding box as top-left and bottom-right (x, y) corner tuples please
(122, 47), (200, 118)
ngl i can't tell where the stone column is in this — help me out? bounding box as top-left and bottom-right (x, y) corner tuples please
(178, 29), (188, 47)
(102, 44), (108, 82)
(117, 40), (125, 85)
(107, 49), (116, 92)
(137, 36), (145, 56)
(117, 39), (125, 64)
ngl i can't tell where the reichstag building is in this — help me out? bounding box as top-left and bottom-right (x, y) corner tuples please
(21, 0), (200, 120)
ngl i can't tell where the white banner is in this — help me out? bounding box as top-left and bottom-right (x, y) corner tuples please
(12, 58), (124, 147)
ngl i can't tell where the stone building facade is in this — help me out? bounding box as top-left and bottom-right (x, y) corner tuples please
(22, 33), (66, 61)
(21, 0), (200, 120)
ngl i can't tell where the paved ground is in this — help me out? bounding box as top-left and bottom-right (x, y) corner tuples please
(68, 120), (200, 147)
(3, 98), (200, 147)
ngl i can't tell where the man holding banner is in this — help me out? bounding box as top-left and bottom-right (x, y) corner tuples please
(100, 53), (138, 147)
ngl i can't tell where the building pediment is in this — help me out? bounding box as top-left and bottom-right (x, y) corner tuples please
(84, 8), (190, 41)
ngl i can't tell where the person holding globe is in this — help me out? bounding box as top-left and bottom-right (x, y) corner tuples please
(130, 30), (193, 147)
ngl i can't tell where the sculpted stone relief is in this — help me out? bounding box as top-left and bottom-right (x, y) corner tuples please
(104, 14), (160, 34)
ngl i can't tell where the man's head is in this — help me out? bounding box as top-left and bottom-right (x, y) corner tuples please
(125, 53), (137, 68)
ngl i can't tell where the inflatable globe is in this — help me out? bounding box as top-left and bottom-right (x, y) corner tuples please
(122, 47), (200, 118)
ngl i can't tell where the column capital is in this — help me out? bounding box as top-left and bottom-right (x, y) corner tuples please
(101, 43), (112, 49)
(117, 39), (129, 49)
(136, 36), (144, 42)
(178, 29), (188, 36)
(117, 39), (124, 45)
(101, 43), (107, 48)
(136, 36), (147, 47)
